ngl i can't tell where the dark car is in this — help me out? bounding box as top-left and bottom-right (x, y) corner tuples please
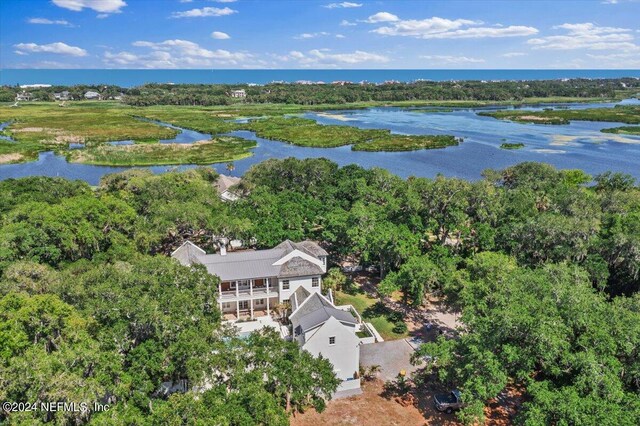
(434, 389), (464, 414)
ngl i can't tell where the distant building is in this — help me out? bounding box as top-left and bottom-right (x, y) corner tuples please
(54, 91), (71, 101)
(215, 174), (242, 202)
(84, 91), (102, 100)
(230, 89), (246, 98)
(331, 81), (351, 86)
(15, 91), (32, 101)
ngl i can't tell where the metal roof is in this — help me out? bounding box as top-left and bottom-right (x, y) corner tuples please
(172, 239), (327, 281)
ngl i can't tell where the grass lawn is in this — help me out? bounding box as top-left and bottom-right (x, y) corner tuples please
(335, 289), (409, 341)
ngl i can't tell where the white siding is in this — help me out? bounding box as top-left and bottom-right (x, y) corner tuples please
(278, 275), (322, 303)
(302, 316), (360, 384)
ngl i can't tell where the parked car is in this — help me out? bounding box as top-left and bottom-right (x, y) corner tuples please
(434, 389), (464, 414)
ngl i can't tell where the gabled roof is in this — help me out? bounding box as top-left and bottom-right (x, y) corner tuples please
(279, 256), (325, 278)
(171, 241), (206, 266)
(215, 174), (241, 195)
(275, 240), (327, 258)
(291, 286), (311, 312)
(290, 293), (357, 333)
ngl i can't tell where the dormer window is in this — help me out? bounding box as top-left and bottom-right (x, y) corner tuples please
(282, 280), (290, 290)
(312, 277), (319, 287)
(329, 336), (336, 345)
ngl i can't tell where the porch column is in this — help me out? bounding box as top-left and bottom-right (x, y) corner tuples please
(266, 278), (270, 314)
(218, 282), (222, 296)
(236, 300), (239, 319)
(250, 279), (254, 296)
(235, 281), (239, 298)
(250, 299), (254, 319)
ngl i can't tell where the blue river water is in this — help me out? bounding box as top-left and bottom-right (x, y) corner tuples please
(0, 99), (639, 184)
(1, 69), (639, 87)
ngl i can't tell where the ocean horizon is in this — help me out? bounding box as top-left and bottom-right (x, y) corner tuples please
(1, 69), (639, 88)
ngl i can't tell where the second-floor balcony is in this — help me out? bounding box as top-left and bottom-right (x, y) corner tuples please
(220, 287), (278, 300)
(218, 277), (278, 301)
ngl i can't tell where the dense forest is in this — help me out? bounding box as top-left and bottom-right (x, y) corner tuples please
(2, 78), (638, 106)
(1, 159), (639, 424)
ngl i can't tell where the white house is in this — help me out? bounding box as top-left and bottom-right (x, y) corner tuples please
(15, 91), (32, 101)
(172, 239), (328, 319)
(84, 91), (102, 100)
(172, 239), (372, 395)
(230, 89), (246, 98)
(215, 174), (241, 202)
(54, 91), (71, 101)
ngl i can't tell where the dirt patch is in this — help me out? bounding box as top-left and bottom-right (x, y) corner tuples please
(14, 127), (50, 132)
(54, 134), (85, 143)
(291, 379), (461, 426)
(485, 384), (527, 425)
(516, 115), (549, 121)
(0, 153), (24, 164)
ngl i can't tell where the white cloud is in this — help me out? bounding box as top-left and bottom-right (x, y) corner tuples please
(112, 39), (253, 68)
(324, 2), (362, 8)
(340, 19), (356, 26)
(365, 12), (399, 23)
(294, 32), (330, 39)
(14, 42), (87, 57)
(502, 52), (526, 57)
(420, 55), (485, 64)
(281, 49), (389, 67)
(179, 0), (193, 3)
(336, 34), (346, 39)
(527, 23), (639, 51)
(52, 0), (126, 13)
(370, 16), (538, 39)
(210, 0), (237, 2)
(171, 7), (236, 18)
(96, 13), (109, 18)
(587, 52), (640, 67)
(211, 31), (231, 39)
(27, 18), (71, 25)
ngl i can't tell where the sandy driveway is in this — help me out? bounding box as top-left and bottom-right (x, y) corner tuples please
(360, 339), (424, 382)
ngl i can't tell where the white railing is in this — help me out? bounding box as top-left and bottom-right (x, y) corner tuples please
(220, 288), (277, 300)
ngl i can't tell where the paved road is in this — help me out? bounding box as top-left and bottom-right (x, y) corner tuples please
(360, 339), (423, 382)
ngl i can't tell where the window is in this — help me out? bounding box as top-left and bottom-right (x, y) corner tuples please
(256, 299), (264, 306)
(239, 301), (249, 310)
(322, 257), (326, 265)
(223, 302), (231, 309)
(282, 280), (290, 290)
(329, 336), (336, 345)
(229, 281), (236, 290)
(312, 277), (319, 288)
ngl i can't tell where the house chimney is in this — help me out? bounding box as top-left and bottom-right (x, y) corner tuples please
(220, 245), (227, 256)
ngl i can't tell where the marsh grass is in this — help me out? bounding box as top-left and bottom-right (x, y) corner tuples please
(479, 105), (640, 125)
(601, 126), (640, 135)
(66, 137), (256, 166)
(500, 142), (525, 150)
(245, 116), (459, 151)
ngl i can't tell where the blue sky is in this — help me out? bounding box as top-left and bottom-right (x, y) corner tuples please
(1, 0), (639, 69)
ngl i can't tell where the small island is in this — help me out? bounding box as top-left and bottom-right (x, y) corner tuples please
(500, 142), (525, 150)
